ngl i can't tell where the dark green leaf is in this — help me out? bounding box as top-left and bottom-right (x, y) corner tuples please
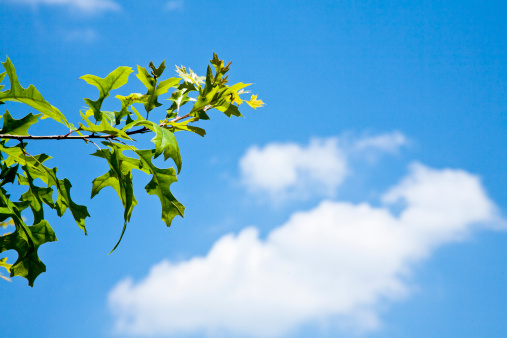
(10, 152), (90, 234)
(18, 168), (55, 224)
(91, 143), (138, 252)
(135, 149), (184, 227)
(0, 163), (18, 187)
(149, 61), (166, 78)
(0, 110), (41, 135)
(0, 219), (56, 286)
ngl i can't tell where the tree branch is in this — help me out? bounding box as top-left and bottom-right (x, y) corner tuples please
(0, 105), (213, 141)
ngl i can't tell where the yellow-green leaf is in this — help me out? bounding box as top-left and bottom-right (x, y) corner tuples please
(245, 94), (264, 109)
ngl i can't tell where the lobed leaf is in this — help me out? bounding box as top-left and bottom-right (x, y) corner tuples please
(166, 87), (196, 118)
(0, 145), (90, 234)
(79, 112), (132, 140)
(175, 65), (205, 92)
(134, 149), (184, 227)
(170, 118), (206, 137)
(124, 119), (182, 173)
(80, 66), (133, 121)
(0, 219), (56, 286)
(0, 187), (57, 286)
(149, 60), (166, 78)
(18, 169), (54, 224)
(0, 110), (41, 136)
(114, 93), (147, 125)
(0, 57), (68, 127)
(91, 143), (138, 252)
(245, 94), (265, 109)
(136, 64), (180, 114)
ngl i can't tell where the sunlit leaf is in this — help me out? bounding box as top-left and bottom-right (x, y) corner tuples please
(170, 118), (206, 137)
(79, 112), (132, 140)
(125, 120), (182, 172)
(175, 65), (205, 91)
(0, 71), (7, 91)
(135, 149), (184, 227)
(0, 110), (41, 136)
(0, 57), (68, 126)
(0, 257), (11, 281)
(80, 66), (133, 121)
(91, 143), (138, 252)
(114, 93), (148, 124)
(245, 94), (264, 109)
(214, 99), (242, 117)
(136, 65), (180, 114)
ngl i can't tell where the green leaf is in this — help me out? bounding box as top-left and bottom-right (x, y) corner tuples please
(0, 110), (41, 135)
(53, 178), (89, 234)
(175, 65), (205, 92)
(0, 219), (56, 287)
(191, 85), (220, 113)
(96, 143), (184, 228)
(134, 149), (184, 227)
(166, 87), (196, 118)
(18, 167), (55, 224)
(0, 257), (11, 282)
(245, 94), (265, 109)
(7, 151), (90, 234)
(124, 120), (182, 173)
(136, 65), (180, 114)
(205, 65), (214, 93)
(80, 66), (133, 121)
(149, 61), (166, 78)
(91, 143), (138, 252)
(0, 71), (7, 91)
(214, 100), (242, 117)
(114, 93), (148, 125)
(220, 82), (251, 103)
(79, 112), (132, 140)
(0, 162), (18, 187)
(0, 57), (68, 127)
(209, 52), (231, 83)
(170, 118), (206, 137)
(92, 142), (142, 174)
(0, 186), (56, 286)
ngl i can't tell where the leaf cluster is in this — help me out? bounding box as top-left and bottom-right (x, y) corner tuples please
(0, 52), (263, 286)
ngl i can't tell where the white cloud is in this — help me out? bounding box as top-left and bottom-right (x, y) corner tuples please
(352, 131), (407, 153)
(62, 28), (98, 43)
(239, 133), (406, 202)
(108, 163), (503, 337)
(7, 0), (120, 12)
(165, 0), (184, 11)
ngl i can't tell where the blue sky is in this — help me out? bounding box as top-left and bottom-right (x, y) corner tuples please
(1, 0), (507, 337)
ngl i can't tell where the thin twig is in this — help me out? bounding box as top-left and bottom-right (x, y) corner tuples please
(169, 105), (212, 123)
(83, 138), (102, 151)
(0, 105), (212, 141)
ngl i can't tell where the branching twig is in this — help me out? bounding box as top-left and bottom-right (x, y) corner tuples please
(0, 105), (214, 141)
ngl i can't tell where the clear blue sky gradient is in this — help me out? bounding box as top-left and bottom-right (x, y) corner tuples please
(1, 0), (506, 337)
